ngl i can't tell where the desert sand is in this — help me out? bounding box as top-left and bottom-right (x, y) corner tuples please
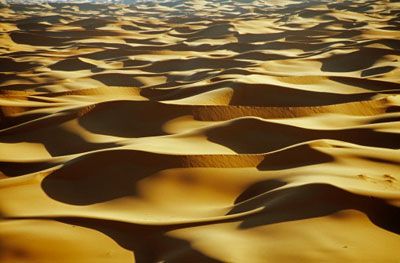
(0, 0), (400, 262)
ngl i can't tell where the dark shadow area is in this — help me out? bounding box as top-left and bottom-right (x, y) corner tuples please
(41, 148), (266, 205)
(41, 29), (121, 38)
(370, 39), (400, 50)
(0, 83), (43, 91)
(234, 179), (287, 204)
(329, 76), (400, 92)
(360, 156), (400, 167)
(9, 32), (70, 47)
(0, 57), (39, 72)
(173, 23), (233, 39)
(121, 24), (143, 31)
(54, 2), (106, 12)
(152, 80), (375, 107)
(41, 150), (192, 205)
(67, 17), (113, 30)
(228, 82), (374, 107)
(205, 117), (400, 154)
(236, 32), (283, 43)
(228, 183), (400, 235)
(81, 48), (138, 60)
(56, 217), (222, 263)
(387, 106), (400, 113)
(124, 38), (168, 46)
(15, 15), (66, 30)
(42, 150), (164, 205)
(122, 59), (151, 68)
(332, 29), (362, 39)
(233, 51), (289, 61)
(205, 118), (314, 153)
(369, 115), (400, 124)
(91, 73), (144, 87)
(49, 58), (96, 71)
(0, 110), (119, 156)
(0, 110), (47, 130)
(0, 160), (58, 177)
(0, 73), (24, 85)
(361, 66), (396, 77)
(329, 127), (400, 150)
(77, 100), (187, 137)
(257, 144), (335, 171)
(321, 47), (398, 72)
(141, 57), (254, 73)
(259, 40), (333, 52)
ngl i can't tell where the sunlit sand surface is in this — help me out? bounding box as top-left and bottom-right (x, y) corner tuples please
(1, 0), (400, 262)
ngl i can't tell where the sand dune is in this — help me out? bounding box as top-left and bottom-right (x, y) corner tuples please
(1, 0), (400, 262)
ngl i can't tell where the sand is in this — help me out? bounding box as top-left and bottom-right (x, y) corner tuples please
(0, 0), (400, 262)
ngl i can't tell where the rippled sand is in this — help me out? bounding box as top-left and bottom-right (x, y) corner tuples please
(1, 0), (400, 262)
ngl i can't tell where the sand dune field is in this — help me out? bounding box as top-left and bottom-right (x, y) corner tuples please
(0, 0), (400, 262)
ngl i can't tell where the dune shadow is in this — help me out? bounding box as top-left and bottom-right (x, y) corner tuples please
(41, 149), (265, 205)
(205, 117), (400, 154)
(0, 112), (119, 156)
(9, 32), (70, 47)
(0, 57), (39, 72)
(0, 110), (47, 130)
(229, 183), (400, 235)
(142, 57), (254, 73)
(361, 66), (396, 77)
(175, 23), (233, 39)
(153, 80), (375, 107)
(227, 83), (374, 107)
(329, 76), (400, 92)
(321, 48), (398, 72)
(205, 118), (313, 153)
(256, 144), (335, 171)
(234, 179), (288, 204)
(49, 58), (96, 71)
(15, 15), (65, 30)
(91, 73), (144, 87)
(41, 150), (185, 205)
(67, 17), (113, 30)
(81, 48), (137, 60)
(57, 217), (222, 262)
(0, 160), (59, 177)
(0, 83), (44, 91)
(77, 100), (187, 137)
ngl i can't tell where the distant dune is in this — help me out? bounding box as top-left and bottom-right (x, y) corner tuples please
(0, 0), (400, 262)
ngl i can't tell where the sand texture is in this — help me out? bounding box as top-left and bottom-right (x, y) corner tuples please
(1, 0), (400, 262)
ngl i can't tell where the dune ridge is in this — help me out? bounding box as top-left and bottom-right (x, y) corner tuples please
(1, 0), (400, 262)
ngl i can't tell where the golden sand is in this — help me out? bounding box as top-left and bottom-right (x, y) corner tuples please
(0, 0), (399, 262)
